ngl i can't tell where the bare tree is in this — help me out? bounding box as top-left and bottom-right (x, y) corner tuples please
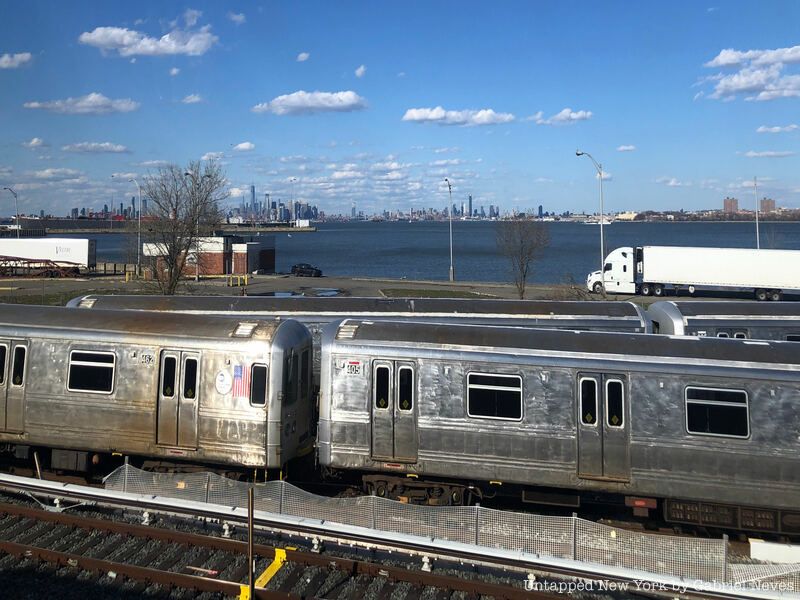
(141, 160), (228, 295)
(495, 219), (550, 299)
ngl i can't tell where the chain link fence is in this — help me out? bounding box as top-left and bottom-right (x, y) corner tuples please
(104, 464), (799, 590)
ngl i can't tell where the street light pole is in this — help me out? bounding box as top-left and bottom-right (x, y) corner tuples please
(753, 176), (760, 249)
(2, 187), (19, 238)
(444, 178), (455, 282)
(576, 150), (606, 294)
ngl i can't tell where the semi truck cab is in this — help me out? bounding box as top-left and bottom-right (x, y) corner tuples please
(586, 246), (637, 294)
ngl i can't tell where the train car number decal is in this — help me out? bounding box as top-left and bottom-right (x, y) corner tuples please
(345, 361), (363, 376)
(140, 352), (155, 366)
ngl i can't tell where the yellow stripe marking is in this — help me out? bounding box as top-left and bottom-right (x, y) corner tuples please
(239, 548), (287, 599)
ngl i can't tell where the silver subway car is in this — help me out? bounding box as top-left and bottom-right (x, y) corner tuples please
(0, 305), (313, 473)
(318, 319), (800, 534)
(67, 295), (651, 384)
(649, 300), (800, 341)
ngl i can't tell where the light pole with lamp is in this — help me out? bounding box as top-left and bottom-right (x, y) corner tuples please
(753, 176), (761, 249)
(444, 178), (455, 281)
(112, 175), (142, 275)
(2, 187), (19, 238)
(185, 171), (211, 281)
(576, 150), (606, 294)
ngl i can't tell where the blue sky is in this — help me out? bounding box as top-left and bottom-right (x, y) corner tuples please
(1, 1), (799, 217)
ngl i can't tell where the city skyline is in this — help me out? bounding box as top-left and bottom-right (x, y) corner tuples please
(1, 1), (799, 218)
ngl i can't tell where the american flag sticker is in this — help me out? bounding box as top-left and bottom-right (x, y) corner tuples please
(233, 364), (250, 397)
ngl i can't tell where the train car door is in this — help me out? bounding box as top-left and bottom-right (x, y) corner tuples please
(157, 350), (199, 448)
(370, 361), (417, 463)
(576, 373), (629, 481)
(0, 341), (26, 433)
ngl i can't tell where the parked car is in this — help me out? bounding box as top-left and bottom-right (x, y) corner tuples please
(291, 263), (322, 277)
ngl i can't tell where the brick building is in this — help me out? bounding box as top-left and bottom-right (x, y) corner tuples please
(144, 234), (275, 276)
(723, 197), (739, 213)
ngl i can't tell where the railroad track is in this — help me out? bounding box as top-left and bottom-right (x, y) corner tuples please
(0, 500), (554, 600)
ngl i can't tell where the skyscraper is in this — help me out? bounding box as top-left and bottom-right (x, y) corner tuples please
(250, 185), (256, 212)
(468, 195), (473, 218)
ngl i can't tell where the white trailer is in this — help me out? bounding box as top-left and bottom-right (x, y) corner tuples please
(587, 246), (800, 301)
(0, 238), (97, 268)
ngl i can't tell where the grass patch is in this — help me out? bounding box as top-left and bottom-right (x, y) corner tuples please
(381, 288), (493, 299)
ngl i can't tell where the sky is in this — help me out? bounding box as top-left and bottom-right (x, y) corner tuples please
(1, 0), (799, 217)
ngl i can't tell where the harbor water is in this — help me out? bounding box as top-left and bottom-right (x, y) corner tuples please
(61, 220), (800, 285)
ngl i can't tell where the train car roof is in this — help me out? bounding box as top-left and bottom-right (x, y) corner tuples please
(0, 304), (287, 342)
(68, 294), (648, 320)
(333, 318), (800, 366)
(651, 301), (800, 318)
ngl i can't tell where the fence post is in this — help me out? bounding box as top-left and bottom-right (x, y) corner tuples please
(205, 473), (211, 504)
(572, 513), (578, 561)
(475, 504), (480, 546)
(279, 480), (285, 515)
(372, 496), (377, 530)
(722, 534), (729, 582)
(123, 457), (129, 494)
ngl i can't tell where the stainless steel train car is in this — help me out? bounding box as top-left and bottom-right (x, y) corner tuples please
(0, 305), (313, 473)
(67, 295), (652, 383)
(648, 300), (800, 341)
(318, 319), (800, 534)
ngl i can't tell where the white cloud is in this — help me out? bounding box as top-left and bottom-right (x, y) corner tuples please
(229, 186), (249, 198)
(78, 24), (218, 57)
(702, 45), (800, 101)
(24, 92), (139, 115)
(253, 90), (367, 115)
(656, 176), (690, 187)
(744, 150), (795, 158)
(228, 12), (246, 25)
(111, 172), (138, 180)
(138, 160), (170, 168)
(233, 141), (255, 152)
(756, 124), (798, 133)
(431, 158), (464, 166)
(296, 52), (310, 62)
(617, 144), (636, 152)
(402, 106), (515, 126)
(531, 108), (592, 125)
(183, 9), (202, 28)
(22, 137), (46, 149)
(355, 64), (366, 78)
(331, 169), (363, 180)
(169, 67), (180, 76)
(182, 93), (203, 104)
(0, 52), (32, 69)
(32, 168), (83, 180)
(534, 177), (553, 183)
(596, 171), (612, 181)
(434, 147), (459, 154)
(201, 151), (224, 161)
(62, 142), (129, 153)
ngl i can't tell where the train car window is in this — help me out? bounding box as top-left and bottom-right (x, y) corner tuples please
(250, 364), (268, 407)
(0, 345), (6, 384)
(161, 356), (177, 397)
(300, 350), (310, 401)
(67, 351), (115, 393)
(685, 386), (749, 438)
(182, 358), (198, 399)
(398, 367), (414, 411)
(785, 334), (800, 342)
(467, 373), (522, 421)
(606, 379), (624, 427)
(374, 365), (390, 409)
(580, 378), (598, 425)
(716, 332), (729, 338)
(283, 353), (297, 406)
(11, 346), (26, 387)
(733, 331), (748, 339)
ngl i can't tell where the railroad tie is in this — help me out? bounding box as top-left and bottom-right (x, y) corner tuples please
(239, 548), (287, 599)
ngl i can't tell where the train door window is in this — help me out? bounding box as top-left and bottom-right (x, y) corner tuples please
(580, 377), (598, 425)
(161, 356), (177, 397)
(11, 346), (26, 387)
(374, 365), (390, 409)
(467, 373), (522, 421)
(0, 344), (6, 384)
(685, 386), (749, 438)
(283, 352), (297, 406)
(67, 351), (115, 393)
(182, 358), (198, 399)
(250, 364), (268, 407)
(786, 334), (800, 342)
(398, 367), (414, 411)
(300, 349), (310, 401)
(606, 379), (624, 428)
(733, 331), (748, 339)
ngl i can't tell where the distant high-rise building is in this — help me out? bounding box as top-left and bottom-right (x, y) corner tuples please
(538, 204), (543, 218)
(760, 197), (776, 213)
(468, 195), (473, 218)
(351, 202), (356, 219)
(723, 197), (738, 213)
(250, 185), (256, 212)
(119, 202), (124, 216)
(141, 197), (148, 215)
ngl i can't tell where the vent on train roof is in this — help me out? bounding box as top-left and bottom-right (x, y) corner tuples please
(77, 297), (97, 308)
(337, 322), (360, 340)
(232, 322), (259, 338)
